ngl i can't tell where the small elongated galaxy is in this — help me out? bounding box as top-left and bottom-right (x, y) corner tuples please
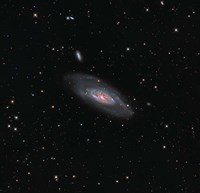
(64, 73), (133, 119)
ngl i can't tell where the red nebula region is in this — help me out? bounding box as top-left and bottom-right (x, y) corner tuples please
(92, 91), (112, 103)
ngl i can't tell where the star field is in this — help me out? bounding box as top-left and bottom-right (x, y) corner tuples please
(1, 0), (200, 193)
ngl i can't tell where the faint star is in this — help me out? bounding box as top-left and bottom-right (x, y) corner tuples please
(33, 13), (38, 18)
(154, 85), (158, 89)
(174, 28), (179, 32)
(14, 116), (18, 120)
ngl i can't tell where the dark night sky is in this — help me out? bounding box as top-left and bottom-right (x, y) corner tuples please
(1, 0), (200, 193)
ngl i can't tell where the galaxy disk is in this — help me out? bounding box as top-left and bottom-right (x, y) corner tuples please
(64, 73), (133, 119)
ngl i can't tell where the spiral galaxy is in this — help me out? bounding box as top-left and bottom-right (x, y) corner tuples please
(64, 73), (133, 119)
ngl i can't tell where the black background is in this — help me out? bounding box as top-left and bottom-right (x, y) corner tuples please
(1, 0), (200, 193)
